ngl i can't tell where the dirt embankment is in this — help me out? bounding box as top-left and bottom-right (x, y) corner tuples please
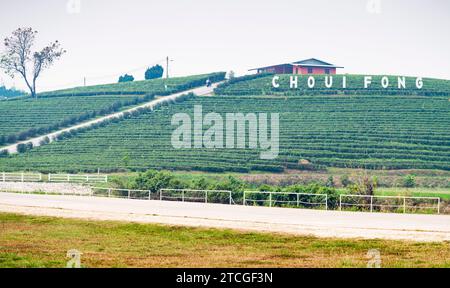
(240, 170), (450, 188)
(0, 182), (91, 195)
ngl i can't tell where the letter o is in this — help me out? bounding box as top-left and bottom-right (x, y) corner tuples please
(307, 76), (315, 88)
(381, 76), (389, 89)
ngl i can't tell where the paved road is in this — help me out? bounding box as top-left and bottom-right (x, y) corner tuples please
(0, 192), (449, 242)
(0, 83), (220, 154)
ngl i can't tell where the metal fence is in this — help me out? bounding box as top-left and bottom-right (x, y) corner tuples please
(91, 187), (153, 200)
(48, 174), (108, 183)
(339, 194), (441, 214)
(243, 191), (328, 210)
(0, 172), (42, 182)
(159, 189), (234, 205)
(3, 188), (92, 196)
(1, 183), (443, 215)
(87, 188), (235, 205)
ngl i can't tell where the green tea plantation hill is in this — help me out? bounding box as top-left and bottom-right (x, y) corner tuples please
(0, 73), (225, 147)
(0, 73), (449, 173)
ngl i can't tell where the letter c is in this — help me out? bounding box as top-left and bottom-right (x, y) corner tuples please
(272, 76), (280, 88)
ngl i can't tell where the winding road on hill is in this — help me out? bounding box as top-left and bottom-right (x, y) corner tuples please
(0, 83), (220, 154)
(0, 192), (449, 242)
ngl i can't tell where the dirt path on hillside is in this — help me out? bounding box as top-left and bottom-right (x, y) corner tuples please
(0, 83), (221, 154)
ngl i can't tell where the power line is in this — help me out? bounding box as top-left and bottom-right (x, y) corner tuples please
(86, 58), (166, 80)
(166, 56), (174, 79)
(39, 57), (168, 91)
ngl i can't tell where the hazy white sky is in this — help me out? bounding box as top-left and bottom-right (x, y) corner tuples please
(0, 0), (449, 92)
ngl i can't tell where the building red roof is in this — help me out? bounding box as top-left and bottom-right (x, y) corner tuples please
(250, 58), (343, 71)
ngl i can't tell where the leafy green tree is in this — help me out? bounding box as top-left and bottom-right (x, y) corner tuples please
(0, 85), (24, 98)
(192, 177), (209, 190)
(258, 184), (277, 192)
(118, 74), (134, 83)
(130, 170), (174, 192)
(212, 176), (245, 192)
(145, 65), (164, 80)
(403, 174), (416, 188)
(16, 143), (27, 153)
(0, 149), (8, 157)
(347, 174), (377, 195)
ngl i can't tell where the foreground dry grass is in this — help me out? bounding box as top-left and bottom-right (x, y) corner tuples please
(0, 213), (449, 268)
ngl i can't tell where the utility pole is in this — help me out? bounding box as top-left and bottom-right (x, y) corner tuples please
(83, 77), (86, 86)
(166, 56), (169, 79)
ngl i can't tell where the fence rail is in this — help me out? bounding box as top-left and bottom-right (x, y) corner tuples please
(1, 172), (108, 183)
(1, 172), (42, 182)
(88, 188), (235, 204)
(0, 182), (443, 215)
(243, 191), (328, 210)
(160, 189), (234, 205)
(91, 187), (153, 200)
(339, 194), (441, 214)
(48, 174), (108, 183)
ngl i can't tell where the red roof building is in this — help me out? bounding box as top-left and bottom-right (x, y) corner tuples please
(250, 58), (343, 75)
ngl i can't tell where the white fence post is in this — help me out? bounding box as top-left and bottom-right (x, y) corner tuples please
(339, 194), (440, 215)
(229, 191), (232, 205)
(205, 191), (208, 204)
(148, 191), (151, 200)
(21, 172), (24, 182)
(370, 196), (373, 212)
(160, 189), (163, 201)
(67, 174), (70, 182)
(2, 172), (5, 182)
(242, 191), (327, 210)
(437, 198), (440, 214)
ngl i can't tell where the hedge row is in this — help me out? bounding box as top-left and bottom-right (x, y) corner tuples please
(0, 73), (226, 147)
(0, 93), (195, 158)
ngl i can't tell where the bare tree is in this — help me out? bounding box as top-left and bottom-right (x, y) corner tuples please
(348, 172), (378, 195)
(0, 27), (65, 99)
